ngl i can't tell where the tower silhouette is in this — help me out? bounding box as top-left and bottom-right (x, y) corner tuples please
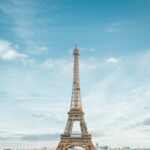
(56, 46), (95, 150)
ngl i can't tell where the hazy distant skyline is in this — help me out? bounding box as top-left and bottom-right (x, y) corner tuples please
(0, 0), (150, 148)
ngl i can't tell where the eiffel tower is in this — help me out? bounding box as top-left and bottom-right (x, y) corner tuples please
(56, 45), (95, 150)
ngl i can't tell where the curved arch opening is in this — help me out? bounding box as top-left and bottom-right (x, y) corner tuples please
(67, 146), (86, 150)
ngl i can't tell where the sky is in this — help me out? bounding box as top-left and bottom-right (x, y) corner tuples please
(0, 0), (150, 149)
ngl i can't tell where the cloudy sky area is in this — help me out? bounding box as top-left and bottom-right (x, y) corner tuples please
(0, 0), (150, 149)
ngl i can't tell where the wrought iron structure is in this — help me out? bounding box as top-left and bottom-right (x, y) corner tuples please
(56, 46), (95, 150)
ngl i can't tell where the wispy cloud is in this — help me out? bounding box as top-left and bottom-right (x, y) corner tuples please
(105, 21), (127, 33)
(106, 57), (119, 64)
(80, 48), (97, 52)
(125, 118), (150, 130)
(0, 0), (58, 53)
(0, 39), (28, 62)
(0, 133), (59, 142)
(21, 133), (59, 141)
(35, 46), (48, 53)
(0, 1), (35, 42)
(41, 57), (120, 72)
(41, 59), (54, 69)
(41, 59), (73, 74)
(32, 112), (65, 124)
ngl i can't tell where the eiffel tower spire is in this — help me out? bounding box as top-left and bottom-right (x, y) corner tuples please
(70, 45), (82, 110)
(56, 45), (95, 150)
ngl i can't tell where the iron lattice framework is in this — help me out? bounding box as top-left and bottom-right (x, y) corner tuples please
(56, 46), (95, 150)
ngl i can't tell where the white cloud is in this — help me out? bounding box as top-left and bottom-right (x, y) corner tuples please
(143, 90), (150, 97)
(105, 27), (118, 33)
(41, 56), (120, 73)
(35, 46), (48, 52)
(41, 59), (73, 74)
(80, 48), (96, 52)
(105, 21), (128, 33)
(105, 23), (119, 33)
(0, 39), (28, 62)
(0, 0), (58, 54)
(106, 57), (119, 64)
(42, 59), (53, 69)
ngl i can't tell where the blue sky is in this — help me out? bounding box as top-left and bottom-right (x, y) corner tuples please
(0, 0), (150, 149)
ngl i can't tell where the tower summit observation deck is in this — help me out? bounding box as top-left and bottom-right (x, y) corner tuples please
(56, 45), (95, 150)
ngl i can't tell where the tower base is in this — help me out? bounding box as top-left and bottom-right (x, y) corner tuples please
(56, 135), (95, 150)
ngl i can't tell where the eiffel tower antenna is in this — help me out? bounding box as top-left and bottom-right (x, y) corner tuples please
(75, 41), (78, 48)
(56, 45), (95, 150)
